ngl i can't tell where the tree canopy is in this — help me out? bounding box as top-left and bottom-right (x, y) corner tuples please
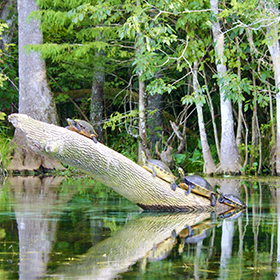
(1, 0), (280, 175)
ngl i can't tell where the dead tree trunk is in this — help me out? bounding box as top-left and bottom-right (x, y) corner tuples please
(8, 113), (231, 212)
(9, 0), (62, 172)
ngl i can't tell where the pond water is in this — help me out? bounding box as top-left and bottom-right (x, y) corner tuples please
(0, 175), (279, 279)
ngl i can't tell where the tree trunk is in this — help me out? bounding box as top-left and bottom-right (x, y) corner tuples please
(193, 61), (216, 174)
(138, 76), (148, 156)
(202, 68), (220, 159)
(266, 19), (280, 175)
(250, 74), (259, 168)
(210, 0), (241, 174)
(235, 37), (243, 148)
(91, 66), (104, 141)
(147, 92), (163, 149)
(268, 84), (276, 174)
(8, 113), (231, 212)
(147, 71), (163, 150)
(9, 0), (62, 172)
(17, 0), (58, 123)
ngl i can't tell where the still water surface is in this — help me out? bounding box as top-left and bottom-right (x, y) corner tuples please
(0, 176), (279, 279)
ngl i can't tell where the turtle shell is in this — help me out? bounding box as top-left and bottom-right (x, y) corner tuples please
(185, 175), (214, 191)
(140, 152), (177, 190)
(219, 208), (245, 220)
(66, 118), (98, 143)
(178, 170), (216, 206)
(146, 230), (176, 262)
(218, 191), (246, 208)
(147, 159), (172, 174)
(73, 119), (98, 136)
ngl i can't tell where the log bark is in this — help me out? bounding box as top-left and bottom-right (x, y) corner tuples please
(8, 113), (231, 212)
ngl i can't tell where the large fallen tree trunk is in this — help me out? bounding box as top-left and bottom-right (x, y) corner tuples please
(8, 114), (230, 212)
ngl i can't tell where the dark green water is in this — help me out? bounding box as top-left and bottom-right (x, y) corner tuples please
(0, 176), (279, 279)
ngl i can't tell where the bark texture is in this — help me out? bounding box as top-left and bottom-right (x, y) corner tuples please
(266, 18), (280, 174)
(17, 0), (58, 123)
(90, 61), (105, 141)
(10, 0), (62, 171)
(147, 92), (163, 148)
(8, 113), (231, 212)
(193, 61), (216, 174)
(138, 77), (148, 155)
(210, 0), (241, 173)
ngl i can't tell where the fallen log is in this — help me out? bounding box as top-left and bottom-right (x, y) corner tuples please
(8, 113), (230, 212)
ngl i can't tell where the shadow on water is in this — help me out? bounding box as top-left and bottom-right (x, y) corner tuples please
(0, 176), (279, 279)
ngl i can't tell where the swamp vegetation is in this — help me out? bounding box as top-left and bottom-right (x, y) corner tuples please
(1, 0), (280, 176)
(0, 1), (279, 278)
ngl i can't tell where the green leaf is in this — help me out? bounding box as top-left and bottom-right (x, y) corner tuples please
(0, 112), (6, 121)
(79, 13), (84, 21)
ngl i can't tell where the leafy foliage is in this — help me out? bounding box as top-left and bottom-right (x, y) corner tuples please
(0, 21), (18, 114)
(11, 0), (280, 174)
(0, 116), (14, 176)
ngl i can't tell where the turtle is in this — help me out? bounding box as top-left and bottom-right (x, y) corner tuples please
(218, 208), (245, 220)
(178, 168), (216, 207)
(216, 189), (246, 209)
(140, 151), (177, 191)
(66, 118), (98, 143)
(178, 219), (218, 252)
(146, 229), (177, 262)
(139, 229), (177, 271)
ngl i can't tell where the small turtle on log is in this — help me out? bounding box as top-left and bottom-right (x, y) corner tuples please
(66, 118), (98, 143)
(178, 168), (216, 207)
(217, 189), (246, 209)
(140, 151), (177, 191)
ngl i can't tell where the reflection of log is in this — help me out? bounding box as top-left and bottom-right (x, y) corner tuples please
(8, 114), (230, 212)
(58, 212), (212, 279)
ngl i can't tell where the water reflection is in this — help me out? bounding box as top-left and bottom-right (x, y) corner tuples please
(0, 177), (279, 279)
(277, 188), (280, 264)
(9, 176), (67, 280)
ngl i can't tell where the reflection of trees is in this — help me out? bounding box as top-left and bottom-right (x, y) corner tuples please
(9, 176), (68, 280)
(2, 177), (279, 278)
(277, 187), (280, 264)
(209, 178), (248, 280)
(219, 219), (234, 278)
(252, 182), (262, 270)
(90, 219), (104, 246)
(218, 207), (249, 280)
(216, 179), (280, 280)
